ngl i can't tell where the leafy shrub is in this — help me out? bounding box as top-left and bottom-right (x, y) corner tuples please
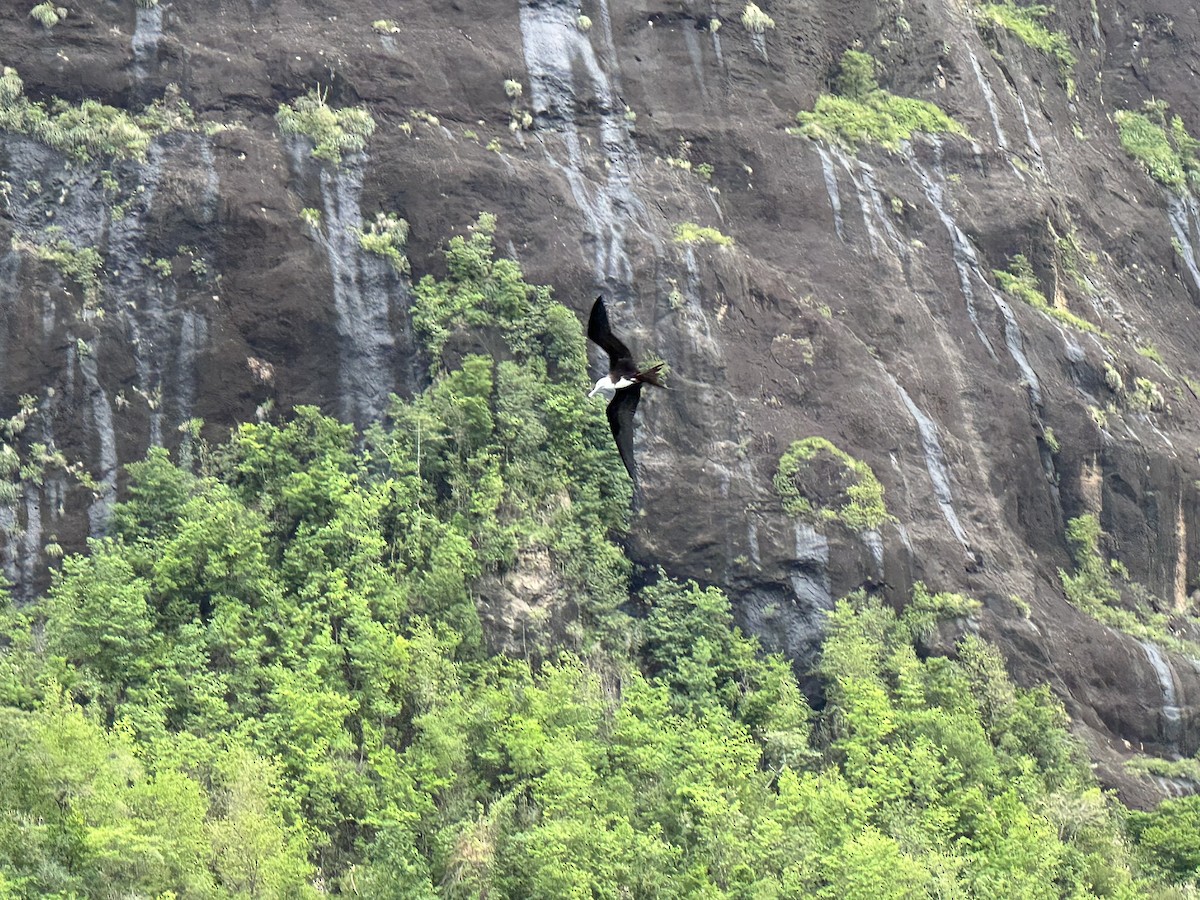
(276, 89), (376, 165)
(795, 50), (967, 150)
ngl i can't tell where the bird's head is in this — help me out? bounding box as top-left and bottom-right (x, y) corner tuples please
(588, 377), (615, 401)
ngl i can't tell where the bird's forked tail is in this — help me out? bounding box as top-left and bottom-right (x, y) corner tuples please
(635, 363), (667, 388)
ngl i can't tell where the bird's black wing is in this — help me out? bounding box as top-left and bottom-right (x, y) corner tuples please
(606, 384), (642, 481)
(588, 296), (633, 367)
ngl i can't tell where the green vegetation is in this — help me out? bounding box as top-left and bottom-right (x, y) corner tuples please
(0, 221), (1196, 896)
(29, 2), (65, 28)
(976, 2), (1076, 91)
(276, 88), (376, 166)
(774, 437), (891, 531)
(795, 50), (968, 150)
(0, 67), (194, 162)
(371, 18), (399, 34)
(12, 230), (103, 306)
(673, 222), (733, 245)
(1115, 102), (1200, 193)
(994, 253), (1101, 333)
(1060, 514), (1200, 657)
(741, 1), (775, 32)
(356, 211), (410, 274)
(1137, 343), (1166, 365)
(1128, 376), (1165, 413)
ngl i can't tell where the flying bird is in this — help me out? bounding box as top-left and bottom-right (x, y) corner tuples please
(586, 296), (665, 480)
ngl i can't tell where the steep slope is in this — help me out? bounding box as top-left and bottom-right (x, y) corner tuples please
(3, 0), (1200, 802)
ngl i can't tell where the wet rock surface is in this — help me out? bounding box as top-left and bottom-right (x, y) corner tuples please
(4, 0), (1200, 803)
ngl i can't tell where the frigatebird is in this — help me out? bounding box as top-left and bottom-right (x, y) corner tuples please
(586, 296), (665, 480)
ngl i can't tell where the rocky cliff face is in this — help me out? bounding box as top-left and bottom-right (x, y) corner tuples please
(3, 0), (1200, 804)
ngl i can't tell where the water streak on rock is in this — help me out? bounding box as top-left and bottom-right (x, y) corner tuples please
(682, 27), (710, 100)
(892, 377), (969, 546)
(519, 0), (653, 294)
(910, 141), (1042, 403)
(77, 350), (117, 536)
(132, 4), (164, 80)
(790, 521), (832, 611)
(1168, 195), (1200, 296)
(906, 145), (995, 354)
(815, 144), (845, 240)
(1014, 95), (1044, 167)
(288, 145), (400, 426)
(20, 483), (41, 593)
(1140, 640), (1184, 746)
(967, 49), (1009, 152)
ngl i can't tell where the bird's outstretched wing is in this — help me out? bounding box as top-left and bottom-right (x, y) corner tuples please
(588, 296), (632, 367)
(606, 385), (642, 481)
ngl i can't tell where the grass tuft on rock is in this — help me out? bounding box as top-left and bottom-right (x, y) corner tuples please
(673, 223), (733, 246)
(976, 2), (1076, 92)
(794, 51), (967, 151)
(1116, 102), (1200, 194)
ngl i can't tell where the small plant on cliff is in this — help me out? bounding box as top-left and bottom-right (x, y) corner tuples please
(300, 207), (321, 228)
(741, 2), (775, 33)
(30, 2), (66, 28)
(993, 253), (1100, 333)
(1115, 102), (1200, 194)
(975, 2), (1076, 93)
(794, 50), (968, 150)
(773, 436), (890, 531)
(576, 14), (592, 31)
(356, 212), (411, 275)
(276, 88), (376, 166)
(14, 231), (103, 306)
(673, 222), (732, 246)
(1127, 376), (1165, 413)
(371, 19), (399, 34)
